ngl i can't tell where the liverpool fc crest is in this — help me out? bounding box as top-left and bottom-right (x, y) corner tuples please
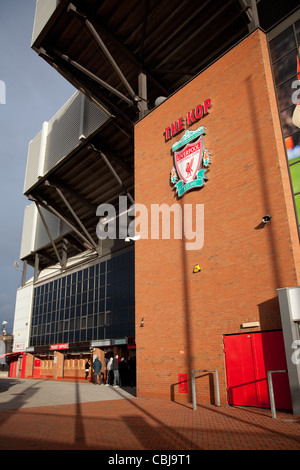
(170, 126), (211, 197)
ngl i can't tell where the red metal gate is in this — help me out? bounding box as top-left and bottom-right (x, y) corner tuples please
(224, 331), (292, 409)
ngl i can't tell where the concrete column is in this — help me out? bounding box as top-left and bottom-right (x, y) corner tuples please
(24, 353), (34, 378)
(53, 351), (64, 380)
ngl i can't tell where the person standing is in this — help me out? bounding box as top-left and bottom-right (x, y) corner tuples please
(92, 356), (102, 385)
(112, 354), (120, 387)
(106, 355), (113, 386)
(84, 359), (90, 380)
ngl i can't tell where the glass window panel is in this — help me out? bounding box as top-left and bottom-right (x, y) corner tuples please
(286, 132), (300, 163)
(101, 261), (106, 274)
(276, 75), (298, 110)
(95, 264), (99, 276)
(273, 48), (298, 85)
(88, 303), (93, 315)
(294, 193), (300, 222)
(270, 26), (295, 62)
(105, 326), (112, 339)
(106, 298), (112, 311)
(106, 284), (112, 297)
(100, 287), (105, 299)
(87, 329), (93, 341)
(98, 327), (105, 339)
(82, 304), (87, 316)
(113, 323), (120, 338)
(290, 161), (300, 194)
(106, 312), (112, 324)
(296, 20), (300, 44)
(281, 106), (299, 136)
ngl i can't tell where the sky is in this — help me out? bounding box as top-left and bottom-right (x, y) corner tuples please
(0, 0), (76, 333)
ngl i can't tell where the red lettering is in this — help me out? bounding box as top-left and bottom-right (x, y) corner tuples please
(164, 126), (171, 140)
(203, 98), (212, 114)
(170, 121), (178, 136)
(186, 109), (195, 126)
(178, 117), (184, 132)
(195, 105), (203, 119)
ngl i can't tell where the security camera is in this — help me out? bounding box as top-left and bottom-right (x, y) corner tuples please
(262, 215), (271, 224)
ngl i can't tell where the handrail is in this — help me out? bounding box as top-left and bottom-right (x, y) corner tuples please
(267, 369), (288, 419)
(191, 369), (220, 410)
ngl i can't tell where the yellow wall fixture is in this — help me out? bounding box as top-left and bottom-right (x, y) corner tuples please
(193, 265), (201, 273)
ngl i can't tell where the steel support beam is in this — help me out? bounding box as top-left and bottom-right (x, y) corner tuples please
(21, 260), (27, 287)
(35, 202), (63, 267)
(48, 177), (97, 212)
(54, 48), (133, 106)
(90, 144), (134, 205)
(67, 3), (169, 97)
(34, 253), (39, 283)
(85, 19), (138, 101)
(61, 238), (68, 270)
(138, 72), (148, 119)
(28, 194), (95, 252)
(44, 180), (100, 254)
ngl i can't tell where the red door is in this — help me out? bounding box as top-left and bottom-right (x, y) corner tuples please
(224, 331), (292, 410)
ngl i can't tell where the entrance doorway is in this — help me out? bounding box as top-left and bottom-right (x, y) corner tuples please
(224, 330), (292, 409)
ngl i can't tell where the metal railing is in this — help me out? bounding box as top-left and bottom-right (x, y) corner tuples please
(267, 369), (288, 419)
(191, 369), (220, 410)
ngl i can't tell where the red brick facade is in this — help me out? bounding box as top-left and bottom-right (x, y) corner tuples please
(134, 30), (300, 403)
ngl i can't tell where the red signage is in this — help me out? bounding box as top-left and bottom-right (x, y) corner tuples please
(50, 343), (68, 351)
(164, 99), (212, 141)
(178, 373), (188, 393)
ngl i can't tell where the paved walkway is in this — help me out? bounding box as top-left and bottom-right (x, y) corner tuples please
(0, 377), (299, 453)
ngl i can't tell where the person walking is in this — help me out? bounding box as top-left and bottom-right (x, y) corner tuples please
(92, 356), (102, 385)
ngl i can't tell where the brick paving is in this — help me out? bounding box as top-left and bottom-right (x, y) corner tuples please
(0, 378), (299, 451)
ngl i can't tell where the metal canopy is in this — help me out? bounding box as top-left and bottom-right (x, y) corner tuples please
(25, 0), (299, 273)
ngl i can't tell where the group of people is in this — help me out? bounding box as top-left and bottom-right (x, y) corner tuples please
(84, 353), (136, 388)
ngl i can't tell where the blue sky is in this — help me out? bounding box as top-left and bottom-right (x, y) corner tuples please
(0, 1), (75, 333)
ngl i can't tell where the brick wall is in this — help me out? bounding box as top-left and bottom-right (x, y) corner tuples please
(134, 29), (300, 403)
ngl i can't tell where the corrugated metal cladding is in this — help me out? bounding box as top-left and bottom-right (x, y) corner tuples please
(20, 203), (70, 259)
(23, 91), (109, 194)
(31, 0), (59, 46)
